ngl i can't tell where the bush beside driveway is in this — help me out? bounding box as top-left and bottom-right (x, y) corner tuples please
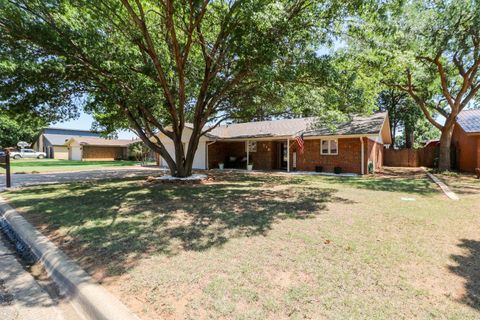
(2, 171), (480, 319)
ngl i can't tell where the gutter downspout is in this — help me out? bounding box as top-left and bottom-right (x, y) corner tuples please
(360, 137), (365, 175)
(206, 140), (217, 170)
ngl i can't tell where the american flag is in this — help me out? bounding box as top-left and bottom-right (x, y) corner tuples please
(295, 133), (304, 154)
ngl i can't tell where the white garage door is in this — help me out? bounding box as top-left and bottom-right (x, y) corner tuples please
(69, 146), (82, 161)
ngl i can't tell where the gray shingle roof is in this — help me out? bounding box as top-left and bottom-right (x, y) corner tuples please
(193, 112), (388, 140)
(303, 112), (388, 137)
(457, 109), (480, 133)
(43, 134), (76, 146)
(206, 117), (316, 139)
(69, 136), (132, 147)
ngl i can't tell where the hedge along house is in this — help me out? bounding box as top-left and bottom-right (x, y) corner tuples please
(452, 109), (480, 173)
(32, 128), (101, 159)
(64, 137), (132, 161)
(156, 112), (392, 175)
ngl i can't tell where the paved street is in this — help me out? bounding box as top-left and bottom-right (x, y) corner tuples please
(0, 235), (65, 320)
(0, 166), (164, 190)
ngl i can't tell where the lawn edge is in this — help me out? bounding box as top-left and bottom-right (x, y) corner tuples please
(0, 195), (141, 320)
(425, 172), (460, 200)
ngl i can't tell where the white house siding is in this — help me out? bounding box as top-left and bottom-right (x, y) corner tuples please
(157, 129), (208, 169)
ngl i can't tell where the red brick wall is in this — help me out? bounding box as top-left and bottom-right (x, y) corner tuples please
(250, 141), (276, 170)
(208, 141), (278, 170)
(208, 141), (245, 169)
(365, 139), (383, 172)
(208, 138), (383, 174)
(452, 124), (478, 173)
(477, 137), (480, 170)
(291, 138), (363, 174)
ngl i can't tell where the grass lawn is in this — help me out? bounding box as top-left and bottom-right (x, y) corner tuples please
(2, 170), (480, 319)
(0, 159), (147, 174)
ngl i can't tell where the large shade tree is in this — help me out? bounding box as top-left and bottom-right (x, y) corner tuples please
(348, 0), (480, 170)
(0, 0), (372, 177)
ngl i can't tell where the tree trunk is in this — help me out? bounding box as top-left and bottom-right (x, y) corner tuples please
(438, 124), (455, 171)
(390, 125), (396, 149)
(167, 127), (203, 178)
(405, 131), (414, 149)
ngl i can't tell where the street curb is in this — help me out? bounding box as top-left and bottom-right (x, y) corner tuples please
(0, 196), (141, 320)
(426, 172), (460, 200)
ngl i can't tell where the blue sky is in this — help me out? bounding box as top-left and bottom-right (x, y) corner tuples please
(53, 111), (138, 140)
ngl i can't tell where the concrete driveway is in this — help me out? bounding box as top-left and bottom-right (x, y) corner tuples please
(0, 166), (164, 190)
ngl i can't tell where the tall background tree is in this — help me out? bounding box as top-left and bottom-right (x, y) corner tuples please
(0, 0), (375, 177)
(0, 112), (47, 148)
(348, 0), (480, 170)
(377, 89), (439, 149)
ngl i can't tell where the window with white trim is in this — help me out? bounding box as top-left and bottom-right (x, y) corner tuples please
(246, 141), (257, 152)
(321, 139), (338, 155)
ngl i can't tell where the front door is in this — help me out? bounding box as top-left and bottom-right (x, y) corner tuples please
(278, 142), (288, 170)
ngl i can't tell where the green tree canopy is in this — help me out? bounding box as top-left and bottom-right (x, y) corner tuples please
(377, 89), (439, 149)
(347, 0), (480, 170)
(1, 0), (377, 176)
(0, 112), (46, 148)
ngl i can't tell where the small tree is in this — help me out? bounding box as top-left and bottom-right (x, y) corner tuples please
(128, 141), (151, 164)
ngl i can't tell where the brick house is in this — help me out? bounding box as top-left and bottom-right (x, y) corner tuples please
(32, 128), (101, 159)
(64, 137), (133, 161)
(452, 110), (480, 173)
(156, 112), (391, 175)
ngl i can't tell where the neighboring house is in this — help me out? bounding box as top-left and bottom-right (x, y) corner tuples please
(452, 109), (480, 173)
(64, 137), (133, 161)
(156, 112), (392, 175)
(32, 128), (101, 159)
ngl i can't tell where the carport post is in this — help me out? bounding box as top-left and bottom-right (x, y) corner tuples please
(287, 139), (290, 172)
(246, 140), (249, 168)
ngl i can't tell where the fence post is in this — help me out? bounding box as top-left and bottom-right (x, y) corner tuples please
(5, 151), (11, 188)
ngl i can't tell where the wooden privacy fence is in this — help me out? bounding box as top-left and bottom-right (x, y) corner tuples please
(384, 147), (437, 168)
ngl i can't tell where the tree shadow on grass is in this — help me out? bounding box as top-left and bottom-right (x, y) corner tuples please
(7, 176), (351, 279)
(449, 239), (480, 311)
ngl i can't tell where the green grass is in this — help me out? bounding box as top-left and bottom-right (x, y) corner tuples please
(3, 171), (480, 319)
(0, 159), (146, 174)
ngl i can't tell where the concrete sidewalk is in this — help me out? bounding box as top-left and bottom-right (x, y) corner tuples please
(0, 236), (65, 320)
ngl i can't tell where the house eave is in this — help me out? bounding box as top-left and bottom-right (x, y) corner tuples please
(206, 133), (381, 142)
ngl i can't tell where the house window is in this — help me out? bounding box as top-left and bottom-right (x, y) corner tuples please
(321, 139), (338, 155)
(246, 141), (257, 153)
